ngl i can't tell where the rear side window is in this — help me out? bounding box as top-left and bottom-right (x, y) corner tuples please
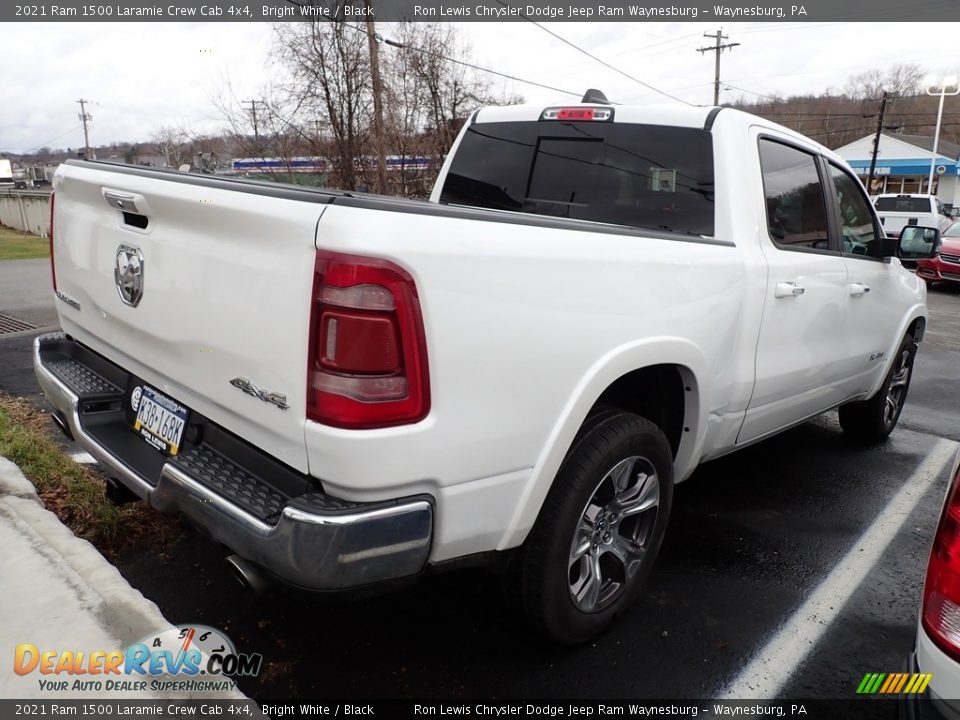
(439, 121), (715, 236)
(875, 197), (933, 213)
(759, 139), (830, 251)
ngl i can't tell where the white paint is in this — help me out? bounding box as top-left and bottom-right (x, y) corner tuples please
(721, 438), (959, 700)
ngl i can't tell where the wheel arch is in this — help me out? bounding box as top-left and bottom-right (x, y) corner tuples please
(497, 338), (709, 551)
(865, 306), (927, 400)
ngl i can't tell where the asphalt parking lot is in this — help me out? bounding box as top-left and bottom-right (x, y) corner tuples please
(2, 257), (959, 707)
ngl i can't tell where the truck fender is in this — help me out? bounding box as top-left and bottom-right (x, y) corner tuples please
(865, 304), (927, 400)
(496, 337), (710, 551)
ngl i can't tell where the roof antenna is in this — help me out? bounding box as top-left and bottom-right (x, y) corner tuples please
(581, 88), (609, 104)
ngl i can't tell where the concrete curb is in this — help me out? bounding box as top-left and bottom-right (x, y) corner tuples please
(0, 454), (247, 701)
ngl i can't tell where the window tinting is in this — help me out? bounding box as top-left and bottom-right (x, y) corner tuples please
(829, 164), (882, 259)
(439, 121), (715, 236)
(875, 197), (933, 213)
(759, 140), (830, 251)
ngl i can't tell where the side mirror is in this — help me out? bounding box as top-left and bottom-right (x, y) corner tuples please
(897, 226), (940, 267)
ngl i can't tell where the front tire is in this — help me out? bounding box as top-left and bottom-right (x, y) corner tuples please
(518, 412), (673, 644)
(839, 333), (916, 442)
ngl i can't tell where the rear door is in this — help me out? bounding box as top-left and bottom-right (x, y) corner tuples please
(52, 162), (326, 472)
(739, 136), (849, 444)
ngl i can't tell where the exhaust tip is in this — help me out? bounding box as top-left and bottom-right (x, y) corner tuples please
(225, 554), (269, 595)
(105, 477), (139, 506)
(50, 411), (74, 441)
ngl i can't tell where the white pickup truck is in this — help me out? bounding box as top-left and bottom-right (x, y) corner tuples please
(874, 192), (953, 239)
(35, 95), (934, 643)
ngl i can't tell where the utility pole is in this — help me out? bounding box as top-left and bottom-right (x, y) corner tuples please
(243, 99), (260, 150)
(77, 99), (93, 159)
(697, 30), (740, 106)
(365, 5), (388, 195)
(866, 92), (889, 196)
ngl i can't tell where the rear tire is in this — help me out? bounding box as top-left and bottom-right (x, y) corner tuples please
(518, 411), (673, 644)
(839, 333), (916, 442)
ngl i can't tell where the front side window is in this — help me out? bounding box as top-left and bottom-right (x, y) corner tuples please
(759, 139), (830, 251)
(829, 164), (883, 259)
(440, 121), (715, 237)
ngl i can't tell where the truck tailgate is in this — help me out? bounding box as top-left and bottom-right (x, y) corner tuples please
(51, 162), (327, 472)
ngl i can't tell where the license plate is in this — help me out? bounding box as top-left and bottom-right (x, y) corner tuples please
(131, 385), (188, 456)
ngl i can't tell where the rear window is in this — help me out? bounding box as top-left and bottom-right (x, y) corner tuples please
(439, 121), (715, 237)
(874, 197), (933, 213)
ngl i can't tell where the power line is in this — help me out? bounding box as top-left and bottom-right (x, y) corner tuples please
(494, 0), (696, 106)
(0, 126), (83, 153)
(283, 1), (582, 99)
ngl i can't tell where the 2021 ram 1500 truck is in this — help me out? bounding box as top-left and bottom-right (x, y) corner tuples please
(35, 96), (933, 643)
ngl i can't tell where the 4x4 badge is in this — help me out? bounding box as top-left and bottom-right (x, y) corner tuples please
(229, 377), (289, 410)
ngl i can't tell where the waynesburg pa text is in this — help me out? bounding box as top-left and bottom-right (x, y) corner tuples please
(411, 5), (804, 18)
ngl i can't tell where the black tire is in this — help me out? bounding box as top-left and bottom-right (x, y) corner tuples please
(518, 411), (673, 644)
(839, 333), (916, 442)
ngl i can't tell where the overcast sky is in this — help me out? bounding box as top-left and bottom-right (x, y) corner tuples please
(1, 21), (957, 153)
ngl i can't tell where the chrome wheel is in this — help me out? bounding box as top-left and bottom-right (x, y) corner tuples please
(884, 348), (912, 427)
(567, 456), (660, 613)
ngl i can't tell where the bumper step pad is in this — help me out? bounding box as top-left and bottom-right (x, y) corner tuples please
(171, 445), (288, 523)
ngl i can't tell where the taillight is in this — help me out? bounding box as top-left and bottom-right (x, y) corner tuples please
(306, 250), (429, 429)
(922, 457), (960, 661)
(49, 192), (57, 291)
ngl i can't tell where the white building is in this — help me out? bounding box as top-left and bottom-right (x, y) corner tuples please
(833, 133), (960, 210)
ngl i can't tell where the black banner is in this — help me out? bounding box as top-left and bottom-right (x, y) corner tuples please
(0, 698), (926, 719)
(3, 0), (959, 23)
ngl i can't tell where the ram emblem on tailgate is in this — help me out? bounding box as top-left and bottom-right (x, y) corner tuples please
(114, 244), (144, 307)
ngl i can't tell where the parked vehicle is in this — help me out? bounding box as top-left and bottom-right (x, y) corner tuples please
(34, 95), (934, 642)
(917, 221), (960, 286)
(907, 448), (960, 716)
(0, 159), (13, 187)
(874, 193), (953, 239)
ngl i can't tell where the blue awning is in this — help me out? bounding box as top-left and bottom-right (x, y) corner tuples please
(846, 157), (959, 176)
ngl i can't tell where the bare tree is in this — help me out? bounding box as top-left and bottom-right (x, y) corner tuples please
(272, 20), (373, 190)
(382, 23), (522, 195)
(150, 125), (191, 169)
(844, 64), (923, 99)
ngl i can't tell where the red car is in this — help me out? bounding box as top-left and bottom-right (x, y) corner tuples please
(918, 220), (960, 285)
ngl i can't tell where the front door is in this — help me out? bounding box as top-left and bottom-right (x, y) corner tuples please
(739, 136), (850, 444)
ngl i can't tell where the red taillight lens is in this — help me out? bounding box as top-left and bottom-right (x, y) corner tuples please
(48, 192), (57, 291)
(541, 106), (613, 122)
(922, 459), (960, 661)
(306, 250), (429, 429)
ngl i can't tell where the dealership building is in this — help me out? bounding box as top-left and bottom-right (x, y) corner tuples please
(834, 133), (960, 209)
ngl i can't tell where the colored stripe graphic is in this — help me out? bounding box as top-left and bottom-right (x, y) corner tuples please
(857, 672), (932, 694)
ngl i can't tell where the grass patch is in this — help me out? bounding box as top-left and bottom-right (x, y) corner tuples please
(0, 394), (177, 557)
(0, 225), (48, 260)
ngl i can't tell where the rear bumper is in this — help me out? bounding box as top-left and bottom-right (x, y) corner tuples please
(33, 333), (433, 591)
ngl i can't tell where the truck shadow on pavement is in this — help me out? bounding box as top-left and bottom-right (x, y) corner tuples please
(115, 415), (939, 701)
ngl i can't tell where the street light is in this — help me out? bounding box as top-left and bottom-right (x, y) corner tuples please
(925, 75), (959, 195)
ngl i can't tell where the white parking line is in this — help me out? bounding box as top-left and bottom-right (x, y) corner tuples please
(69, 451), (98, 465)
(721, 437), (959, 700)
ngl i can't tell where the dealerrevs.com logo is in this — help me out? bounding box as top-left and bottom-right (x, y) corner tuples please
(13, 624), (263, 693)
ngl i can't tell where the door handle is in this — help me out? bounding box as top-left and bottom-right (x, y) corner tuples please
(774, 282), (805, 298)
(849, 282), (871, 297)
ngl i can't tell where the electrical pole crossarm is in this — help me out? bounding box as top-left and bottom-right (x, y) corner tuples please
(697, 30), (740, 106)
